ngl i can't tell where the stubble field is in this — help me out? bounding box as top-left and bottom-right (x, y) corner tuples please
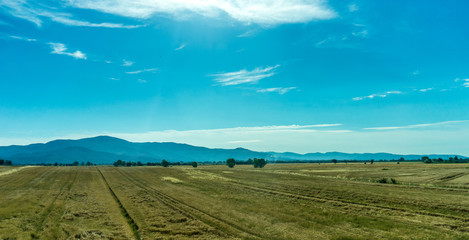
(0, 162), (468, 239)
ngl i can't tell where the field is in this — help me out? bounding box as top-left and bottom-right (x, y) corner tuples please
(0, 162), (468, 239)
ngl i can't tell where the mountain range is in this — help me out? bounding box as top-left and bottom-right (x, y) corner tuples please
(0, 136), (465, 164)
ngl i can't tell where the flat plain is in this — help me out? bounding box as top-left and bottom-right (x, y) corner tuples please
(0, 162), (468, 239)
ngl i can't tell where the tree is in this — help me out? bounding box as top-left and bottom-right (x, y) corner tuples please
(161, 159), (169, 167)
(0, 159), (4, 165)
(192, 161), (198, 168)
(137, 161), (143, 166)
(253, 158), (267, 168)
(226, 158), (236, 168)
(399, 157), (405, 162)
(54, 162), (58, 166)
(72, 161), (79, 166)
(331, 159), (337, 164)
(422, 156), (431, 164)
(370, 159), (374, 164)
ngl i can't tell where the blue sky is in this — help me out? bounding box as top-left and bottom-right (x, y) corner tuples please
(1, 0), (469, 155)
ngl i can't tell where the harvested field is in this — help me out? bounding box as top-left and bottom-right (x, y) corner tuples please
(0, 162), (468, 239)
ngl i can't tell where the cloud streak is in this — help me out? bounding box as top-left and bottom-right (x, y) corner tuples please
(212, 65), (280, 86)
(364, 120), (469, 131)
(122, 59), (134, 66)
(353, 91), (402, 101)
(66, 0), (337, 25)
(126, 68), (158, 74)
(175, 44), (186, 51)
(1, 0), (141, 28)
(49, 42), (86, 59)
(257, 87), (297, 95)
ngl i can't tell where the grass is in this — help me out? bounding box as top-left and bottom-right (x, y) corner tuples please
(0, 162), (468, 239)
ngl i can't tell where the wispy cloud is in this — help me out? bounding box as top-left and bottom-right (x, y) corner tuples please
(122, 59), (134, 67)
(257, 87), (297, 95)
(455, 78), (469, 88)
(418, 88), (433, 92)
(66, 0), (337, 25)
(138, 79), (147, 83)
(364, 120), (469, 131)
(9, 35), (37, 42)
(1, 0), (141, 28)
(412, 70), (420, 75)
(348, 4), (359, 12)
(237, 29), (259, 38)
(353, 91), (402, 101)
(109, 77), (120, 81)
(125, 68), (158, 74)
(49, 42), (86, 59)
(211, 65), (280, 86)
(175, 44), (186, 51)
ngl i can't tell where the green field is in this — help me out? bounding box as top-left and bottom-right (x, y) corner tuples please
(0, 162), (468, 239)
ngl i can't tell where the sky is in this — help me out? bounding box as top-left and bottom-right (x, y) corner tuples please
(1, 0), (469, 155)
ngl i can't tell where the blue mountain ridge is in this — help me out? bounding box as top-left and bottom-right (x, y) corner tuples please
(0, 136), (465, 164)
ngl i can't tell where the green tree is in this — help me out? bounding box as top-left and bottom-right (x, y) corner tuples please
(253, 158), (267, 168)
(370, 159), (374, 164)
(161, 159), (169, 167)
(226, 158), (236, 168)
(0, 159), (4, 165)
(332, 159), (338, 164)
(192, 161), (198, 168)
(422, 156), (431, 163)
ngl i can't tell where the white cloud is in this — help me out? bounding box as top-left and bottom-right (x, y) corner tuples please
(138, 79), (148, 83)
(353, 91), (402, 101)
(1, 0), (141, 28)
(237, 29), (259, 37)
(352, 29), (368, 38)
(211, 65), (280, 86)
(105, 60), (112, 64)
(412, 70), (420, 75)
(126, 68), (158, 74)
(122, 59), (134, 66)
(65, 0), (337, 25)
(257, 87), (297, 95)
(49, 42), (86, 59)
(455, 78), (469, 87)
(364, 120), (469, 131)
(175, 44), (186, 51)
(419, 88), (433, 92)
(9, 35), (37, 42)
(109, 77), (120, 81)
(348, 4), (359, 12)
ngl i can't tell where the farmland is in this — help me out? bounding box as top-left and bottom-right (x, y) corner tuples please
(0, 162), (468, 239)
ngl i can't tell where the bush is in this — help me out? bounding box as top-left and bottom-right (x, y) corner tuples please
(377, 178), (388, 184)
(390, 178), (397, 184)
(192, 161), (198, 168)
(161, 159), (169, 167)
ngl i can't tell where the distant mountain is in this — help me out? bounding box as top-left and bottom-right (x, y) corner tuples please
(0, 136), (465, 164)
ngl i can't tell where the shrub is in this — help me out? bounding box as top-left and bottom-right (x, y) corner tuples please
(390, 178), (397, 184)
(377, 178), (388, 184)
(192, 161), (198, 168)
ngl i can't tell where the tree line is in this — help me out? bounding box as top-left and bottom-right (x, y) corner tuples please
(226, 158), (267, 168)
(0, 159), (12, 165)
(421, 156), (469, 164)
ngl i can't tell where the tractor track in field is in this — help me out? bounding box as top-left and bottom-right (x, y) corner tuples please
(34, 168), (79, 235)
(115, 168), (265, 240)
(97, 168), (141, 240)
(224, 179), (469, 231)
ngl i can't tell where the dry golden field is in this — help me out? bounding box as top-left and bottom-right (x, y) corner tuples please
(0, 162), (469, 239)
